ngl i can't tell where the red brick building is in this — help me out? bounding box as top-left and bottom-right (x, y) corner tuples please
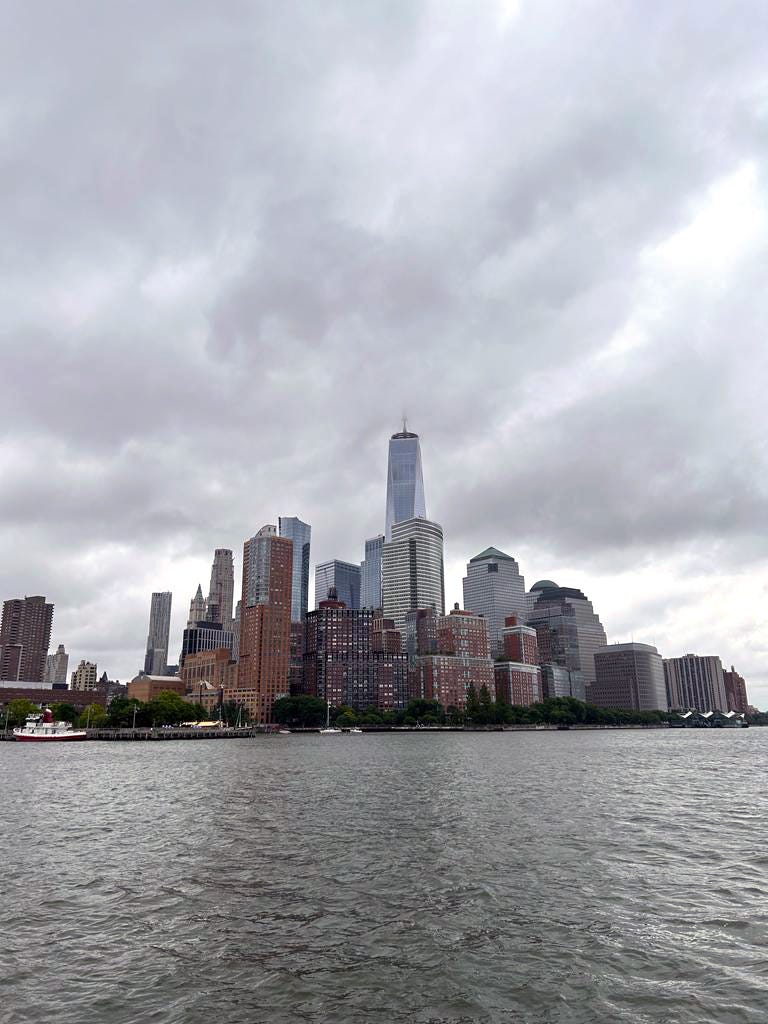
(410, 606), (495, 710)
(0, 596), (54, 683)
(236, 525), (293, 723)
(723, 666), (749, 714)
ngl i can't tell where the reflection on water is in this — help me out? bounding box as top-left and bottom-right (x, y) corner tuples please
(2, 729), (766, 1023)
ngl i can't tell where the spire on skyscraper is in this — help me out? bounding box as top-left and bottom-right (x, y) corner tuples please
(385, 425), (427, 541)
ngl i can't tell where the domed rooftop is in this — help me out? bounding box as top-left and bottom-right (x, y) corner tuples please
(531, 579), (559, 591)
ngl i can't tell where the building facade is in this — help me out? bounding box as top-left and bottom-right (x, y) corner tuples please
(143, 591), (172, 676)
(382, 517), (445, 632)
(411, 607), (495, 711)
(44, 644), (69, 685)
(71, 660), (98, 692)
(314, 559), (361, 610)
(206, 549), (235, 629)
(590, 643), (667, 711)
(187, 584), (207, 627)
(0, 596), (54, 683)
(179, 622), (234, 667)
(181, 647), (237, 697)
(385, 428), (427, 541)
(663, 654), (728, 712)
(279, 517), (311, 622)
(301, 594), (408, 711)
(236, 525), (293, 722)
(723, 666), (749, 714)
(127, 675), (186, 702)
(361, 534), (385, 610)
(525, 580), (607, 692)
(462, 548), (527, 656)
(494, 616), (543, 706)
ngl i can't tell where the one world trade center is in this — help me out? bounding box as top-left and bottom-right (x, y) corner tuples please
(385, 426), (427, 540)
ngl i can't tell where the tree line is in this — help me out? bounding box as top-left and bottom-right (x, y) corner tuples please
(1, 692), (219, 729)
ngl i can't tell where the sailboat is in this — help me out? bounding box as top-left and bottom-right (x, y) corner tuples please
(319, 701), (341, 735)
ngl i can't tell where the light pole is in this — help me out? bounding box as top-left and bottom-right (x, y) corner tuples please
(132, 706), (137, 730)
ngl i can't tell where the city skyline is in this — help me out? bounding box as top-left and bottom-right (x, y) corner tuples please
(1, 3), (766, 704)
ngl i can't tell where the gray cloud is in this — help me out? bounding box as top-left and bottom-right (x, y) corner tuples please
(2, 0), (767, 701)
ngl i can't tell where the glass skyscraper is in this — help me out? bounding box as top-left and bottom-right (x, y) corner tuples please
(314, 559), (361, 610)
(525, 580), (607, 690)
(279, 516), (311, 622)
(462, 547), (527, 657)
(361, 534), (385, 609)
(385, 429), (427, 541)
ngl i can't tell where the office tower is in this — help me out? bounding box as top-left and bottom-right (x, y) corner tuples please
(180, 621), (234, 667)
(663, 654), (728, 712)
(723, 666), (749, 714)
(301, 592), (408, 711)
(382, 517), (445, 632)
(540, 664), (581, 700)
(361, 534), (385, 610)
(44, 644), (69, 685)
(525, 580), (607, 692)
(236, 525), (293, 722)
(462, 548), (527, 656)
(314, 559), (361, 610)
(0, 596), (54, 682)
(278, 517), (311, 622)
(411, 606), (494, 710)
(206, 549), (235, 628)
(590, 643), (667, 711)
(494, 616), (543, 706)
(143, 591), (172, 676)
(385, 427), (427, 541)
(71, 659), (98, 691)
(187, 584), (207, 626)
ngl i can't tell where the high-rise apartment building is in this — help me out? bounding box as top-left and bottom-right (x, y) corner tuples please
(494, 616), (543, 707)
(462, 547), (527, 656)
(207, 549), (235, 629)
(382, 517), (445, 632)
(71, 659), (98, 692)
(187, 584), (207, 626)
(663, 654), (728, 712)
(385, 428), (427, 541)
(0, 596), (54, 683)
(314, 560), (361, 610)
(590, 643), (667, 711)
(361, 534), (385, 610)
(301, 593), (408, 711)
(525, 580), (607, 692)
(143, 591), (172, 676)
(279, 517), (311, 622)
(411, 606), (495, 711)
(723, 666), (749, 714)
(236, 525), (293, 722)
(44, 644), (69, 685)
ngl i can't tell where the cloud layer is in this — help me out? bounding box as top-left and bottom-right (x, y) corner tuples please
(2, 1), (767, 701)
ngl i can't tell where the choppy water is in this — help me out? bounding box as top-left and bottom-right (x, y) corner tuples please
(2, 729), (767, 1023)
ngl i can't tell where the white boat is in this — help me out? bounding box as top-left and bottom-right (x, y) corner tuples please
(319, 701), (341, 735)
(278, 729), (291, 734)
(13, 707), (87, 743)
(348, 727), (363, 734)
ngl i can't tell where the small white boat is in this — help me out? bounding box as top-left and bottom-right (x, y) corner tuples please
(348, 727), (363, 734)
(13, 707), (87, 743)
(319, 701), (341, 735)
(278, 729), (291, 734)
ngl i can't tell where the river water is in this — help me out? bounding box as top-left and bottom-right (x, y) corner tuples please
(2, 729), (766, 1023)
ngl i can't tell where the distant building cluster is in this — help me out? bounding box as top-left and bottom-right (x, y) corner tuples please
(0, 428), (755, 722)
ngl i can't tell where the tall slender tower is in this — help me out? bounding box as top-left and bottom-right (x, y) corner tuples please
(385, 426), (427, 541)
(361, 534), (385, 609)
(235, 525), (293, 722)
(207, 549), (235, 627)
(143, 591), (172, 676)
(187, 584), (206, 626)
(44, 644), (69, 685)
(278, 517), (311, 622)
(0, 596), (54, 682)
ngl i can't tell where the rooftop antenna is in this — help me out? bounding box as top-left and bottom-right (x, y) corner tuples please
(402, 412), (408, 433)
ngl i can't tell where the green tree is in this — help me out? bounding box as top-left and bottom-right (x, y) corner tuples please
(404, 699), (445, 724)
(146, 691), (196, 726)
(50, 702), (79, 724)
(336, 711), (358, 727)
(6, 699), (39, 727)
(107, 697), (148, 727)
(77, 703), (107, 728)
(272, 695), (328, 727)
(478, 684), (494, 724)
(465, 685), (481, 724)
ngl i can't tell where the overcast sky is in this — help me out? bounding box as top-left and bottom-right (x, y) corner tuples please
(2, 1), (767, 704)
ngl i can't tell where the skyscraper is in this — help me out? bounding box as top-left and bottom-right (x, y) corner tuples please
(663, 654), (728, 712)
(385, 427), (427, 541)
(0, 596), (54, 683)
(381, 517), (445, 632)
(314, 560), (361, 610)
(206, 549), (235, 628)
(361, 534), (385, 610)
(44, 644), (69, 685)
(723, 666), (749, 714)
(143, 591), (172, 676)
(236, 525), (293, 722)
(279, 517), (311, 622)
(462, 547), (527, 656)
(71, 659), (98, 692)
(187, 584), (207, 626)
(591, 643), (667, 711)
(525, 580), (607, 693)
(411, 606), (495, 711)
